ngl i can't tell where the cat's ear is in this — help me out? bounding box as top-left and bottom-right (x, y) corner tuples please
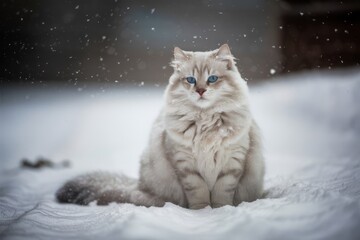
(174, 47), (188, 61)
(171, 47), (189, 70)
(216, 44), (232, 58)
(214, 44), (235, 69)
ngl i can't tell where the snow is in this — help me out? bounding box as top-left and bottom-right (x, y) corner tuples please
(1, 69), (360, 239)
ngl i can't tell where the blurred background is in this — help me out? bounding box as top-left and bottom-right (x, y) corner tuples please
(1, 0), (360, 89)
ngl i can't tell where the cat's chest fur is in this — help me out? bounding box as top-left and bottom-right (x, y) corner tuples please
(165, 109), (244, 189)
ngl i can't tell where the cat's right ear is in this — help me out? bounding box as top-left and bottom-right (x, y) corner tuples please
(171, 47), (188, 70)
(174, 47), (188, 61)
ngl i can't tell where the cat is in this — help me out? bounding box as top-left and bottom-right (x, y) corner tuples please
(56, 44), (265, 209)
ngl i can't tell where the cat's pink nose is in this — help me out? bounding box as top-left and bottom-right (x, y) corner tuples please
(196, 88), (207, 96)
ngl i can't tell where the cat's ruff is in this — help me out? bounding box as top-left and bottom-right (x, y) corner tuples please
(56, 44), (265, 209)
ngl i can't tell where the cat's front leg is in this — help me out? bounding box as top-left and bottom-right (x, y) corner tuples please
(176, 161), (210, 209)
(211, 168), (242, 208)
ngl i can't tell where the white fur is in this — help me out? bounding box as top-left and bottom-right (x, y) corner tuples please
(138, 44), (265, 209)
(57, 44), (265, 209)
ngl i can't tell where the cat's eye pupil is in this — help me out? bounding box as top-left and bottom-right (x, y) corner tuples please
(186, 77), (196, 84)
(207, 75), (218, 83)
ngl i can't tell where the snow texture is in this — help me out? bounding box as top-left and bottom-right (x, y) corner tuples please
(1, 70), (360, 240)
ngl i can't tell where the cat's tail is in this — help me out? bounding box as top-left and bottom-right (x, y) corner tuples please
(56, 171), (165, 207)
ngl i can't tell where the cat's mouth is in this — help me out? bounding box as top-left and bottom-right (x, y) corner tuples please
(198, 96), (207, 101)
(191, 94), (212, 107)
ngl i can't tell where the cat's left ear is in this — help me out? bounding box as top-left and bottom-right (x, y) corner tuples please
(214, 44), (235, 69)
(217, 44), (232, 58)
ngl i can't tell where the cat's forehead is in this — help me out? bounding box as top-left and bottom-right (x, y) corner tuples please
(181, 51), (215, 67)
(180, 51), (222, 74)
(187, 50), (214, 59)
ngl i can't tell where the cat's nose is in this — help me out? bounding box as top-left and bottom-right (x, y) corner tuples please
(196, 88), (207, 96)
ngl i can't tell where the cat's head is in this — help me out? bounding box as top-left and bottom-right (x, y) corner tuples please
(166, 44), (248, 109)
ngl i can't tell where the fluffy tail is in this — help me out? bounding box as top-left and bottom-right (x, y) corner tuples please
(56, 171), (165, 207)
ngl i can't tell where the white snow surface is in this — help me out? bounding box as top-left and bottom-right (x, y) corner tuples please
(1, 69), (360, 240)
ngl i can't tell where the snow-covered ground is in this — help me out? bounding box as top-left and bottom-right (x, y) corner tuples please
(1, 69), (360, 240)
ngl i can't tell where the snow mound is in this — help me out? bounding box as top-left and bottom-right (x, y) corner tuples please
(1, 69), (360, 239)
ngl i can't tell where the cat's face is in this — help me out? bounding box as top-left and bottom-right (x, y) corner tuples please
(167, 44), (246, 109)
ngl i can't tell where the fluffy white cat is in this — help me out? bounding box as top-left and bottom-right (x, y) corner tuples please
(56, 44), (265, 209)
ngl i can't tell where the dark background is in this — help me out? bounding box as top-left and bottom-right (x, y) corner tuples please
(1, 0), (360, 89)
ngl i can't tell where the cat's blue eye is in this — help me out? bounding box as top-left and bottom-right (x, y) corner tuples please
(207, 75), (218, 83)
(186, 76), (196, 84)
